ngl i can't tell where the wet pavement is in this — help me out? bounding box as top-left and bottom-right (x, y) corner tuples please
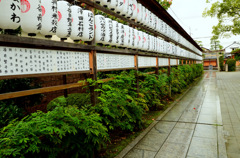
(119, 71), (234, 158)
(217, 72), (240, 158)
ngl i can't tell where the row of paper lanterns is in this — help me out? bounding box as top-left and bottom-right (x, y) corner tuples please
(95, 15), (201, 60)
(0, 0), (94, 41)
(0, 0), (202, 59)
(94, 0), (202, 56)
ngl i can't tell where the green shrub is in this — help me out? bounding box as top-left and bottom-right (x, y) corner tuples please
(0, 78), (42, 128)
(0, 101), (23, 128)
(227, 59), (236, 71)
(139, 72), (167, 110)
(219, 56), (224, 71)
(0, 106), (109, 158)
(90, 71), (144, 132)
(47, 93), (91, 111)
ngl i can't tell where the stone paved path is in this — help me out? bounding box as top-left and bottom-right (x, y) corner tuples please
(217, 72), (240, 158)
(121, 71), (229, 158)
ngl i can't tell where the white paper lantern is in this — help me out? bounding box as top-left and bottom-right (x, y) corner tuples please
(148, 12), (152, 29)
(109, 0), (118, 11)
(70, 6), (83, 41)
(82, 10), (94, 41)
(153, 14), (157, 30)
(121, 0), (128, 17)
(71, 9), (94, 42)
(148, 35), (154, 52)
(129, 27), (134, 48)
(56, 1), (71, 40)
(123, 25), (129, 48)
(127, 0), (133, 18)
(136, 3), (142, 24)
(157, 18), (161, 33)
(104, 18), (113, 45)
(137, 31), (143, 50)
(94, 15), (105, 44)
(0, 0), (21, 30)
(112, 20), (119, 46)
(154, 37), (157, 52)
(40, 0), (57, 38)
(131, 0), (137, 20)
(143, 33), (148, 51)
(142, 7), (147, 26)
(147, 34), (151, 51)
(157, 38), (160, 53)
(119, 23), (124, 47)
(133, 29), (138, 49)
(21, 0), (42, 36)
(115, 0), (123, 14)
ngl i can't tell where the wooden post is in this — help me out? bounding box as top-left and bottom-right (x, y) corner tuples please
(181, 59), (183, 65)
(134, 55), (139, 94)
(63, 75), (68, 98)
(168, 57), (171, 98)
(61, 38), (68, 98)
(155, 57), (159, 75)
(89, 50), (97, 106)
(176, 59), (178, 66)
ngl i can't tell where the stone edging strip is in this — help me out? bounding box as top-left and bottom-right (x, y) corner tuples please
(115, 78), (201, 158)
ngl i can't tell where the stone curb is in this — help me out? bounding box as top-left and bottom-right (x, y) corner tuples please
(115, 78), (201, 158)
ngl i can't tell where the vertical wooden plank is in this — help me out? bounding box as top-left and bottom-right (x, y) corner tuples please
(176, 59), (178, 66)
(89, 50), (97, 106)
(155, 57), (159, 75)
(63, 75), (68, 98)
(181, 59), (184, 65)
(168, 57), (171, 97)
(134, 55), (139, 94)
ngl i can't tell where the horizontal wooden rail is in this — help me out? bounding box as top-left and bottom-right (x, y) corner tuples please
(0, 77), (114, 101)
(0, 71), (92, 80)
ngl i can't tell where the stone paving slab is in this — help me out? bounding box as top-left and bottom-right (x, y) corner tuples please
(118, 71), (228, 158)
(217, 72), (240, 158)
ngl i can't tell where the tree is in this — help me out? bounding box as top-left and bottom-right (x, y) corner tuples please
(195, 40), (204, 47)
(203, 0), (240, 39)
(157, 0), (173, 10)
(210, 39), (223, 50)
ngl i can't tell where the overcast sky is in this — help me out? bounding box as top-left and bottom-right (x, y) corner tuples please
(168, 0), (240, 50)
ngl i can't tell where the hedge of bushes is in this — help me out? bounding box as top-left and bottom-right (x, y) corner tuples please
(0, 64), (203, 158)
(227, 59), (236, 71)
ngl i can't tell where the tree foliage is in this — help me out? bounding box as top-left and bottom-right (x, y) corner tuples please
(203, 0), (240, 39)
(210, 39), (223, 50)
(157, 0), (173, 10)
